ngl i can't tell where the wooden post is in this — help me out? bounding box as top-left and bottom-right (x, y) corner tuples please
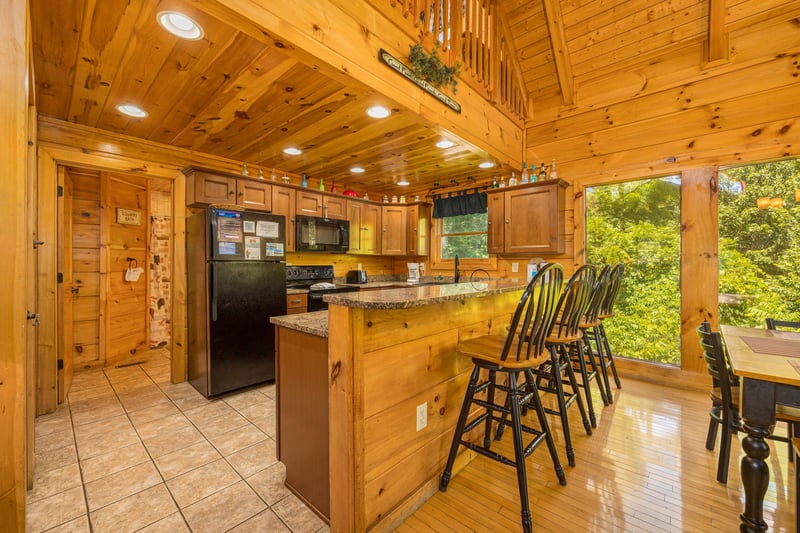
(680, 168), (719, 375)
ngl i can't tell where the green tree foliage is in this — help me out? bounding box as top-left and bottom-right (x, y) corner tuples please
(441, 213), (488, 259)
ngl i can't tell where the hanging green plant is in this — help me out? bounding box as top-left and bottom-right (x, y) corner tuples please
(408, 43), (461, 94)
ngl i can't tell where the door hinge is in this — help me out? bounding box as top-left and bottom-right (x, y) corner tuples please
(26, 311), (40, 326)
(57, 359), (64, 370)
(33, 240), (45, 249)
(57, 272), (63, 283)
(57, 185), (63, 197)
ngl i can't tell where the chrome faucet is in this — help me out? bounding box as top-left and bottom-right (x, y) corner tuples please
(454, 254), (460, 283)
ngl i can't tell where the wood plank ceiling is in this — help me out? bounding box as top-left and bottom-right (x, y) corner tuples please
(30, 0), (773, 195)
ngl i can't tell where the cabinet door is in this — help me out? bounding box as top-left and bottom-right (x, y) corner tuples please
(323, 196), (347, 220)
(504, 183), (564, 254)
(381, 205), (407, 255)
(237, 180), (271, 211)
(188, 171), (236, 205)
(297, 190), (323, 217)
(272, 186), (296, 251)
(487, 192), (505, 254)
(363, 203), (381, 255)
(347, 201), (364, 254)
(406, 204), (419, 255)
(406, 204), (430, 256)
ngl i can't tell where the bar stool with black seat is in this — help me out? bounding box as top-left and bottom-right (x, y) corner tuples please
(439, 263), (566, 533)
(697, 322), (800, 484)
(595, 263), (624, 392)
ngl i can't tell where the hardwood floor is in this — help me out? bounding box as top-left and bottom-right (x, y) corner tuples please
(398, 378), (796, 532)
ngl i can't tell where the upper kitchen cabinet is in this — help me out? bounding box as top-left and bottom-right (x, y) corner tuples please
(487, 180), (567, 255)
(185, 168), (271, 212)
(296, 190), (347, 220)
(381, 204), (407, 255)
(406, 203), (431, 256)
(347, 200), (381, 255)
(272, 186), (296, 251)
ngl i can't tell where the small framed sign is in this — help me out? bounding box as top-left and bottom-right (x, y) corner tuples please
(116, 208), (142, 226)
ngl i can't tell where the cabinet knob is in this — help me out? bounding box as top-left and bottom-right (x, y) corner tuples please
(505, 220), (510, 224)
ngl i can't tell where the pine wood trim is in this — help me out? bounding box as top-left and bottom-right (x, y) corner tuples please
(541, 0), (575, 106)
(497, 5), (529, 117)
(706, 0), (729, 64)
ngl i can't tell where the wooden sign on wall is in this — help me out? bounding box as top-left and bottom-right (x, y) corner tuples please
(378, 48), (461, 113)
(116, 208), (142, 226)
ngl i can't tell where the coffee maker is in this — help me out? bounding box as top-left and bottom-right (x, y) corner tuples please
(407, 262), (422, 283)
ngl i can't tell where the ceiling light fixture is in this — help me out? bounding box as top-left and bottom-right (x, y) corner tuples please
(283, 147), (302, 156)
(436, 140), (455, 149)
(397, 178), (410, 186)
(478, 161), (495, 169)
(157, 11), (204, 40)
(350, 166), (365, 173)
(366, 105), (390, 119)
(116, 104), (148, 118)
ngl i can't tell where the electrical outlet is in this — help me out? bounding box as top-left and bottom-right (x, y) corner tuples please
(511, 262), (519, 273)
(416, 402), (427, 431)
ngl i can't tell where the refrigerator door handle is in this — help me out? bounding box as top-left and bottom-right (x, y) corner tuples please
(210, 262), (218, 322)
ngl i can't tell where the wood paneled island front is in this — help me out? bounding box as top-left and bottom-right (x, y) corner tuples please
(306, 280), (528, 531)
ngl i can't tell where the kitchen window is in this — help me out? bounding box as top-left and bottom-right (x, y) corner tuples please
(430, 190), (495, 270)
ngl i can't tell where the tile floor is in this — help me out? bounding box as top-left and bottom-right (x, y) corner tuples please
(26, 350), (328, 533)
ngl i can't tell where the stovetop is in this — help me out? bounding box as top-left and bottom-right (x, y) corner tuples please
(286, 265), (335, 289)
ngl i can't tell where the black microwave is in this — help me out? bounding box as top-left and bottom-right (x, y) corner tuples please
(296, 215), (350, 252)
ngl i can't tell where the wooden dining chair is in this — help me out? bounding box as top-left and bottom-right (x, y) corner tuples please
(766, 317), (800, 331)
(440, 263), (565, 533)
(697, 322), (800, 483)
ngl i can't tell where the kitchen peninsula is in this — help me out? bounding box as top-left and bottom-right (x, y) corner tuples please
(272, 279), (529, 531)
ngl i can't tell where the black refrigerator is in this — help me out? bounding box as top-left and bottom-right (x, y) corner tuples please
(187, 206), (287, 397)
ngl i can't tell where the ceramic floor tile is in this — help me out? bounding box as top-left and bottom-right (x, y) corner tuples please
(236, 400), (275, 421)
(120, 391), (171, 412)
(79, 441), (150, 483)
(271, 493), (327, 533)
(73, 413), (133, 444)
(75, 424), (140, 461)
(142, 424), (205, 458)
(223, 389), (269, 411)
(226, 438), (278, 478)
(26, 462), (82, 504)
(89, 483), (177, 533)
(34, 443), (78, 474)
(194, 411), (250, 440)
(41, 513), (90, 533)
(34, 429), (75, 454)
(182, 481), (266, 533)
(159, 381), (201, 401)
(253, 414), (277, 438)
(126, 401), (182, 426)
(166, 458), (241, 508)
(255, 382), (276, 399)
(25, 486), (86, 532)
(245, 462), (289, 505)
(34, 409), (72, 437)
(136, 512), (190, 532)
(70, 403), (125, 427)
(182, 400), (236, 423)
(85, 460), (162, 511)
(207, 423), (267, 456)
(133, 412), (192, 441)
(153, 440), (221, 480)
(228, 509), (291, 532)
(173, 392), (211, 412)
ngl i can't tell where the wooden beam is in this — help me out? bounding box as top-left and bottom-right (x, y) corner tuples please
(541, 0), (575, 106)
(707, 0), (729, 63)
(497, 3), (529, 118)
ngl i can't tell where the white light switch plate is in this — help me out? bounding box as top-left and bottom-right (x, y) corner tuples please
(416, 403), (427, 431)
(511, 262), (519, 273)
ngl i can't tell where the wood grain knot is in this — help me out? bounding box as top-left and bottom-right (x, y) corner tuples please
(367, 321), (373, 327)
(331, 361), (341, 381)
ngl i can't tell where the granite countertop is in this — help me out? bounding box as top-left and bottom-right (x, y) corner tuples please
(286, 288), (309, 295)
(270, 310), (328, 338)
(324, 278), (528, 310)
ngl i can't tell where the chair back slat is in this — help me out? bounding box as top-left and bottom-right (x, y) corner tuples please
(696, 322), (737, 405)
(552, 265), (596, 338)
(766, 318), (800, 331)
(503, 263), (563, 362)
(600, 263), (625, 316)
(583, 264), (611, 323)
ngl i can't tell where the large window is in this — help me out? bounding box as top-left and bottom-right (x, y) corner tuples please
(439, 212), (488, 259)
(718, 160), (800, 327)
(586, 176), (682, 365)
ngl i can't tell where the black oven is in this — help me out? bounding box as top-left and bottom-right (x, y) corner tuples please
(296, 215), (349, 252)
(286, 265), (359, 312)
(307, 286), (360, 312)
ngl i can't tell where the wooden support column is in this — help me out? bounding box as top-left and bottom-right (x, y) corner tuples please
(542, 0), (574, 106)
(0, 0), (30, 528)
(707, 0), (729, 64)
(680, 168), (719, 375)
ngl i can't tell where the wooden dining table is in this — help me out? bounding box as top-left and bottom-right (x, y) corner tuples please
(721, 325), (800, 532)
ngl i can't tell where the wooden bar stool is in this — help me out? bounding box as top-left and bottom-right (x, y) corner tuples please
(439, 264), (565, 533)
(595, 263), (624, 392)
(575, 265), (612, 405)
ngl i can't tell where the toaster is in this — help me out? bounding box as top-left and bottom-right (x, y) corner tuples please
(346, 270), (368, 284)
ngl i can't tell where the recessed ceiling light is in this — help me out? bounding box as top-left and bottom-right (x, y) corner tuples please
(436, 140), (455, 149)
(397, 178), (410, 186)
(157, 11), (204, 40)
(366, 105), (390, 119)
(350, 166), (365, 173)
(116, 104), (148, 118)
(478, 161), (495, 169)
(283, 147), (302, 156)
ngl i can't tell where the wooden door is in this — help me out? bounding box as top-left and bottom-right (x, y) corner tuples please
(406, 204), (419, 255)
(105, 173), (148, 366)
(188, 171), (235, 205)
(58, 168), (74, 402)
(237, 179), (271, 211)
(487, 191), (505, 254)
(381, 205), (407, 255)
(272, 186), (296, 251)
(297, 190), (323, 217)
(504, 183), (564, 254)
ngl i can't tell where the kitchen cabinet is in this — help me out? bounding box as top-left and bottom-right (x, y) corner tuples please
(486, 179), (567, 255)
(347, 200), (381, 255)
(381, 204), (407, 255)
(296, 190), (347, 220)
(185, 168), (271, 211)
(406, 203), (430, 256)
(286, 293), (308, 314)
(272, 186), (296, 251)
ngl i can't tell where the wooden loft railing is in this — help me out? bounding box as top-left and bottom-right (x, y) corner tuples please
(384, 0), (527, 122)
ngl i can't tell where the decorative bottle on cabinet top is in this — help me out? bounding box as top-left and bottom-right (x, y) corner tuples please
(538, 163), (547, 182)
(301, 173), (308, 187)
(520, 163), (529, 184)
(318, 177), (325, 191)
(508, 171), (518, 186)
(530, 163), (537, 183)
(549, 159), (558, 180)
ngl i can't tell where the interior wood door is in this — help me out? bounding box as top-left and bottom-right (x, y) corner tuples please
(105, 172), (149, 366)
(58, 167), (74, 402)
